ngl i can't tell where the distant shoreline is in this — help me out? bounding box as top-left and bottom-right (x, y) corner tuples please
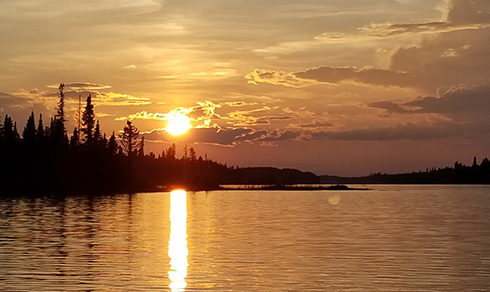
(220, 184), (370, 191)
(159, 184), (370, 192)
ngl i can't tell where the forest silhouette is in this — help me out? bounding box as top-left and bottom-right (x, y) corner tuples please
(0, 84), (489, 196)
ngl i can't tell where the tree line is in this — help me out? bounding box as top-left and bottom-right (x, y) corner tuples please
(320, 157), (490, 184)
(0, 84), (231, 195)
(1, 83), (489, 196)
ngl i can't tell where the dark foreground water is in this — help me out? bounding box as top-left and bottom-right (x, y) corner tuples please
(1, 185), (490, 291)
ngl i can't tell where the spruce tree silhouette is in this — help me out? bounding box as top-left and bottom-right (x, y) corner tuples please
(108, 132), (118, 155)
(94, 120), (102, 144)
(70, 128), (79, 148)
(36, 114), (45, 142)
(22, 112), (37, 145)
(120, 120), (139, 157)
(51, 84), (67, 147)
(82, 94), (95, 144)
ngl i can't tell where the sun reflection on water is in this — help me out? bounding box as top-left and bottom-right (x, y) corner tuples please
(168, 190), (188, 291)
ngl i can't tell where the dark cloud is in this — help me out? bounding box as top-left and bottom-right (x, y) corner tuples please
(255, 115), (292, 126)
(359, 0), (489, 37)
(369, 101), (412, 113)
(359, 21), (485, 37)
(255, 129), (303, 143)
(246, 66), (417, 88)
(298, 120), (334, 128)
(388, 0), (490, 91)
(369, 83), (490, 136)
(405, 83), (490, 121)
(303, 0), (490, 91)
(447, 0), (490, 24)
(311, 123), (457, 141)
(294, 0), (490, 91)
(0, 91), (52, 126)
(144, 127), (307, 146)
(295, 66), (412, 87)
(371, 84), (490, 120)
(144, 127), (267, 146)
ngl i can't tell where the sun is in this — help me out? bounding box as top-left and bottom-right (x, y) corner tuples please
(165, 112), (192, 136)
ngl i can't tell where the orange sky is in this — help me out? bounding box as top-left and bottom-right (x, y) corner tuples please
(1, 0), (489, 176)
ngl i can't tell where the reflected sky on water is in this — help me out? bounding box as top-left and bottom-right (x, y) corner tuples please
(1, 185), (490, 291)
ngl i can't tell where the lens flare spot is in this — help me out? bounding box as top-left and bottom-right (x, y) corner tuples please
(328, 194), (341, 205)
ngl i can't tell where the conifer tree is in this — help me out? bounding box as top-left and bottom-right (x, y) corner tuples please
(94, 120), (101, 144)
(13, 122), (20, 142)
(108, 131), (118, 155)
(120, 120), (139, 156)
(37, 114), (45, 141)
(70, 128), (79, 148)
(102, 133), (108, 148)
(22, 112), (37, 144)
(52, 83), (67, 145)
(2, 115), (15, 144)
(189, 147), (197, 161)
(183, 145), (188, 160)
(82, 94), (95, 144)
(166, 143), (176, 159)
(56, 83), (65, 124)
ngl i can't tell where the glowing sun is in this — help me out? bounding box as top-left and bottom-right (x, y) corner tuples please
(166, 112), (192, 136)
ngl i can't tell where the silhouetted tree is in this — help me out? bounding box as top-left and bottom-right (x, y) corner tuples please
(102, 133), (108, 148)
(22, 112), (37, 145)
(138, 136), (145, 157)
(1, 115), (16, 144)
(51, 83), (67, 146)
(13, 123), (20, 141)
(70, 128), (79, 148)
(75, 94), (82, 144)
(82, 94), (95, 144)
(94, 120), (102, 144)
(56, 84), (65, 120)
(189, 147), (197, 161)
(481, 158), (490, 168)
(120, 120), (139, 156)
(108, 131), (118, 155)
(37, 114), (45, 141)
(166, 143), (176, 159)
(183, 145), (188, 160)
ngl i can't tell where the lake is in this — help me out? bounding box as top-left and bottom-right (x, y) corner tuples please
(1, 185), (490, 291)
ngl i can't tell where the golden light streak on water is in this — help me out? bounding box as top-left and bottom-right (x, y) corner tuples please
(168, 190), (188, 291)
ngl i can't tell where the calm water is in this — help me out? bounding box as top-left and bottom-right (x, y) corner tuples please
(1, 185), (490, 291)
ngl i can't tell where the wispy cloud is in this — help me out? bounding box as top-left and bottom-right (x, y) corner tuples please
(246, 66), (413, 88)
(358, 21), (487, 37)
(245, 69), (320, 88)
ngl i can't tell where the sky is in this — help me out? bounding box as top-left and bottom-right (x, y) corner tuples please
(1, 0), (489, 176)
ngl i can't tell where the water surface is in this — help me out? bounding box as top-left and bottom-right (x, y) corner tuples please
(1, 185), (490, 291)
